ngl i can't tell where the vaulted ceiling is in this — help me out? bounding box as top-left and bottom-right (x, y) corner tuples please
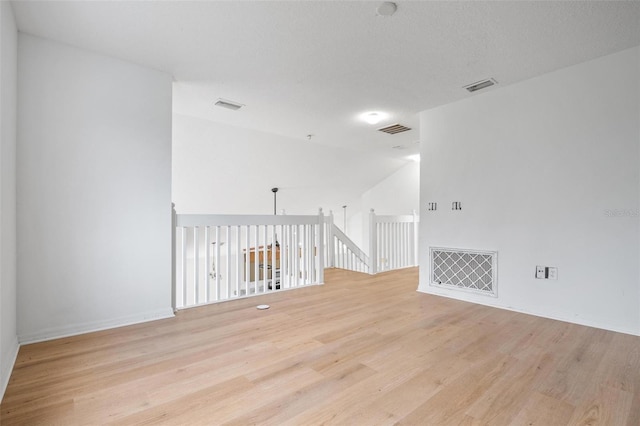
(11, 1), (640, 160)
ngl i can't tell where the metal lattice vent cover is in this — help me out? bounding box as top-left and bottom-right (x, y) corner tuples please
(430, 247), (497, 297)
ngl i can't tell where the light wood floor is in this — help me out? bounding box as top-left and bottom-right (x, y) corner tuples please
(2, 268), (639, 425)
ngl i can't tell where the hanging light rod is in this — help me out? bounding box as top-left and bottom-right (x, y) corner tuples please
(272, 187), (279, 215)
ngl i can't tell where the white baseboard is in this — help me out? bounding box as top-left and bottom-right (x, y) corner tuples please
(416, 286), (640, 337)
(18, 307), (175, 345)
(1, 335), (20, 402)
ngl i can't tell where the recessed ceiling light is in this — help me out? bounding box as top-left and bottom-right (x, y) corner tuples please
(365, 113), (381, 124)
(360, 111), (388, 125)
(214, 98), (244, 111)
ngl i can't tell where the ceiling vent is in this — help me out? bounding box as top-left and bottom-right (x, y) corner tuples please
(464, 78), (497, 93)
(214, 98), (244, 111)
(378, 123), (412, 135)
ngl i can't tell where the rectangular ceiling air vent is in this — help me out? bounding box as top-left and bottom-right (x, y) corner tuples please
(378, 123), (412, 135)
(464, 78), (497, 93)
(214, 98), (244, 111)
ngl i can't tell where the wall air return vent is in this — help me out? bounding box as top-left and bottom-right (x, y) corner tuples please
(464, 78), (497, 93)
(378, 123), (412, 134)
(214, 98), (244, 111)
(430, 247), (498, 297)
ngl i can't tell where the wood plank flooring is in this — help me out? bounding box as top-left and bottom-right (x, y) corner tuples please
(2, 268), (639, 425)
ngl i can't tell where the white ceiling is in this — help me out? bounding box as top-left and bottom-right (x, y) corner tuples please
(11, 0), (640, 160)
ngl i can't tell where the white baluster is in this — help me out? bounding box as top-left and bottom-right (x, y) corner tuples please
(205, 226), (210, 302)
(215, 226), (220, 301)
(194, 226), (199, 304)
(245, 225), (250, 296)
(171, 203), (177, 312)
(235, 225), (240, 298)
(369, 209), (377, 275)
(317, 208), (325, 284)
(226, 226), (231, 300)
(413, 210), (419, 266)
(284, 224), (291, 288)
(253, 225), (259, 294)
(181, 227), (187, 307)
(270, 224), (276, 291)
(262, 225), (268, 293)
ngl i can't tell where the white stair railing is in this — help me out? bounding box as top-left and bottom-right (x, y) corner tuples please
(171, 206), (419, 310)
(324, 209), (418, 275)
(325, 211), (370, 273)
(369, 209), (419, 274)
(173, 208), (325, 310)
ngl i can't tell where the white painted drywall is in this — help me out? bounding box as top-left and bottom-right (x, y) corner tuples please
(357, 161), (420, 250)
(0, 0), (19, 400)
(172, 113), (407, 218)
(419, 46), (640, 335)
(17, 34), (174, 343)
(362, 161), (420, 215)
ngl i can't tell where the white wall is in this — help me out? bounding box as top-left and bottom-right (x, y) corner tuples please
(361, 161), (420, 215)
(0, 0), (19, 399)
(338, 160), (420, 250)
(17, 35), (174, 343)
(355, 161), (420, 249)
(172, 113), (406, 217)
(419, 46), (640, 335)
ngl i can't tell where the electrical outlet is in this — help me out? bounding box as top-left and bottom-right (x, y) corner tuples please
(536, 266), (558, 280)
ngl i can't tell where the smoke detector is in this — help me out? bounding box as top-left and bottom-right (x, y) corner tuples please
(377, 2), (397, 16)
